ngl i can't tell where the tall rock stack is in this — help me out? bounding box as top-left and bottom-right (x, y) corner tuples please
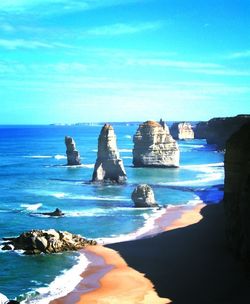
(92, 124), (127, 183)
(65, 136), (81, 166)
(170, 122), (194, 140)
(224, 122), (250, 266)
(133, 120), (179, 167)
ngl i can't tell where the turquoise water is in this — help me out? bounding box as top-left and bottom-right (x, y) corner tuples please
(0, 124), (224, 302)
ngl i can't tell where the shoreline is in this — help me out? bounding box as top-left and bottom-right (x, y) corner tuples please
(50, 202), (205, 304)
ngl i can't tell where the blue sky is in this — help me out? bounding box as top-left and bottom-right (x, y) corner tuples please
(0, 0), (249, 124)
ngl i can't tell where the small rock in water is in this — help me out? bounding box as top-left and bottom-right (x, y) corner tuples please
(132, 184), (159, 208)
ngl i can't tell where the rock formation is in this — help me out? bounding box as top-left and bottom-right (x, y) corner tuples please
(224, 122), (250, 267)
(170, 122), (194, 140)
(1, 229), (97, 254)
(131, 184), (158, 208)
(159, 118), (169, 133)
(133, 120), (179, 167)
(92, 124), (127, 183)
(40, 208), (64, 217)
(65, 136), (81, 166)
(195, 115), (250, 150)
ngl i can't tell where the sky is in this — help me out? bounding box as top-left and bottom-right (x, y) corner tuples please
(0, 0), (249, 124)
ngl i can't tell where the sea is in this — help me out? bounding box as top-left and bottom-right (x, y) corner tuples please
(0, 123), (224, 303)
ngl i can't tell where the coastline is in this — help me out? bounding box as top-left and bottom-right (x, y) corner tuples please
(50, 202), (205, 304)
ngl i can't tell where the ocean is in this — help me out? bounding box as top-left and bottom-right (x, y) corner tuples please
(0, 123), (224, 303)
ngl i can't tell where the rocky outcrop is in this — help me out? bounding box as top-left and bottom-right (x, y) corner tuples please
(195, 115), (250, 150)
(159, 118), (170, 133)
(92, 124), (127, 183)
(170, 122), (194, 140)
(224, 122), (250, 267)
(131, 184), (158, 208)
(133, 120), (179, 167)
(40, 208), (64, 217)
(65, 136), (81, 166)
(1, 229), (97, 254)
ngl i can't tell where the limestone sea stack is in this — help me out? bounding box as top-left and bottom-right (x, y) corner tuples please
(223, 122), (250, 266)
(1, 229), (97, 254)
(131, 184), (158, 208)
(92, 124), (127, 183)
(195, 114), (250, 150)
(65, 136), (81, 165)
(170, 122), (194, 140)
(133, 120), (179, 167)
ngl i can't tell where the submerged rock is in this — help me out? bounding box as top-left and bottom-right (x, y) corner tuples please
(195, 115), (250, 150)
(2, 229), (97, 254)
(224, 122), (250, 266)
(170, 122), (194, 140)
(132, 184), (158, 208)
(92, 124), (127, 183)
(40, 208), (64, 217)
(133, 120), (179, 167)
(65, 136), (81, 166)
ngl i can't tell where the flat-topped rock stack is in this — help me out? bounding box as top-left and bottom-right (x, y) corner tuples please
(92, 124), (127, 183)
(224, 122), (250, 266)
(65, 136), (81, 165)
(133, 120), (179, 167)
(170, 122), (194, 140)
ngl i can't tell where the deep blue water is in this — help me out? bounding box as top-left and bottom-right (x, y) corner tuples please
(0, 124), (224, 302)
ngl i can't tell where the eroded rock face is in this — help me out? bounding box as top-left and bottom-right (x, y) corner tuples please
(1, 229), (97, 254)
(132, 184), (158, 208)
(65, 136), (81, 165)
(224, 122), (250, 266)
(170, 122), (194, 140)
(133, 121), (179, 167)
(195, 115), (250, 150)
(92, 124), (127, 183)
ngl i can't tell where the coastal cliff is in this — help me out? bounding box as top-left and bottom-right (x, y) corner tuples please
(195, 115), (250, 150)
(170, 122), (194, 140)
(92, 124), (127, 183)
(65, 136), (81, 165)
(133, 120), (179, 167)
(224, 122), (250, 266)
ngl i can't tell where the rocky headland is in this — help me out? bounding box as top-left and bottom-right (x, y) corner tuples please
(170, 122), (194, 140)
(2, 229), (97, 254)
(195, 114), (250, 150)
(133, 120), (179, 167)
(131, 184), (159, 208)
(92, 124), (127, 183)
(223, 122), (250, 268)
(65, 136), (81, 165)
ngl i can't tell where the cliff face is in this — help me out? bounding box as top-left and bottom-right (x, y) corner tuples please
(170, 122), (194, 140)
(224, 122), (250, 266)
(92, 124), (127, 183)
(65, 136), (81, 165)
(133, 120), (179, 167)
(195, 115), (250, 150)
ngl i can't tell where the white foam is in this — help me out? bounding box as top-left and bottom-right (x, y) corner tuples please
(122, 156), (133, 159)
(97, 207), (167, 245)
(24, 156), (52, 159)
(21, 203), (43, 211)
(52, 193), (65, 198)
(181, 162), (224, 173)
(21, 252), (90, 304)
(54, 155), (67, 160)
(124, 135), (132, 139)
(82, 164), (95, 168)
(119, 149), (132, 152)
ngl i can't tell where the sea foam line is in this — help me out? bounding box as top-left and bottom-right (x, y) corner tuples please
(20, 253), (90, 304)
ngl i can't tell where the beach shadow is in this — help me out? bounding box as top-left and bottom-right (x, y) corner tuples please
(108, 202), (250, 304)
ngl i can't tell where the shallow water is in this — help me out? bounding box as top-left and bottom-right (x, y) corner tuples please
(0, 123), (224, 302)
